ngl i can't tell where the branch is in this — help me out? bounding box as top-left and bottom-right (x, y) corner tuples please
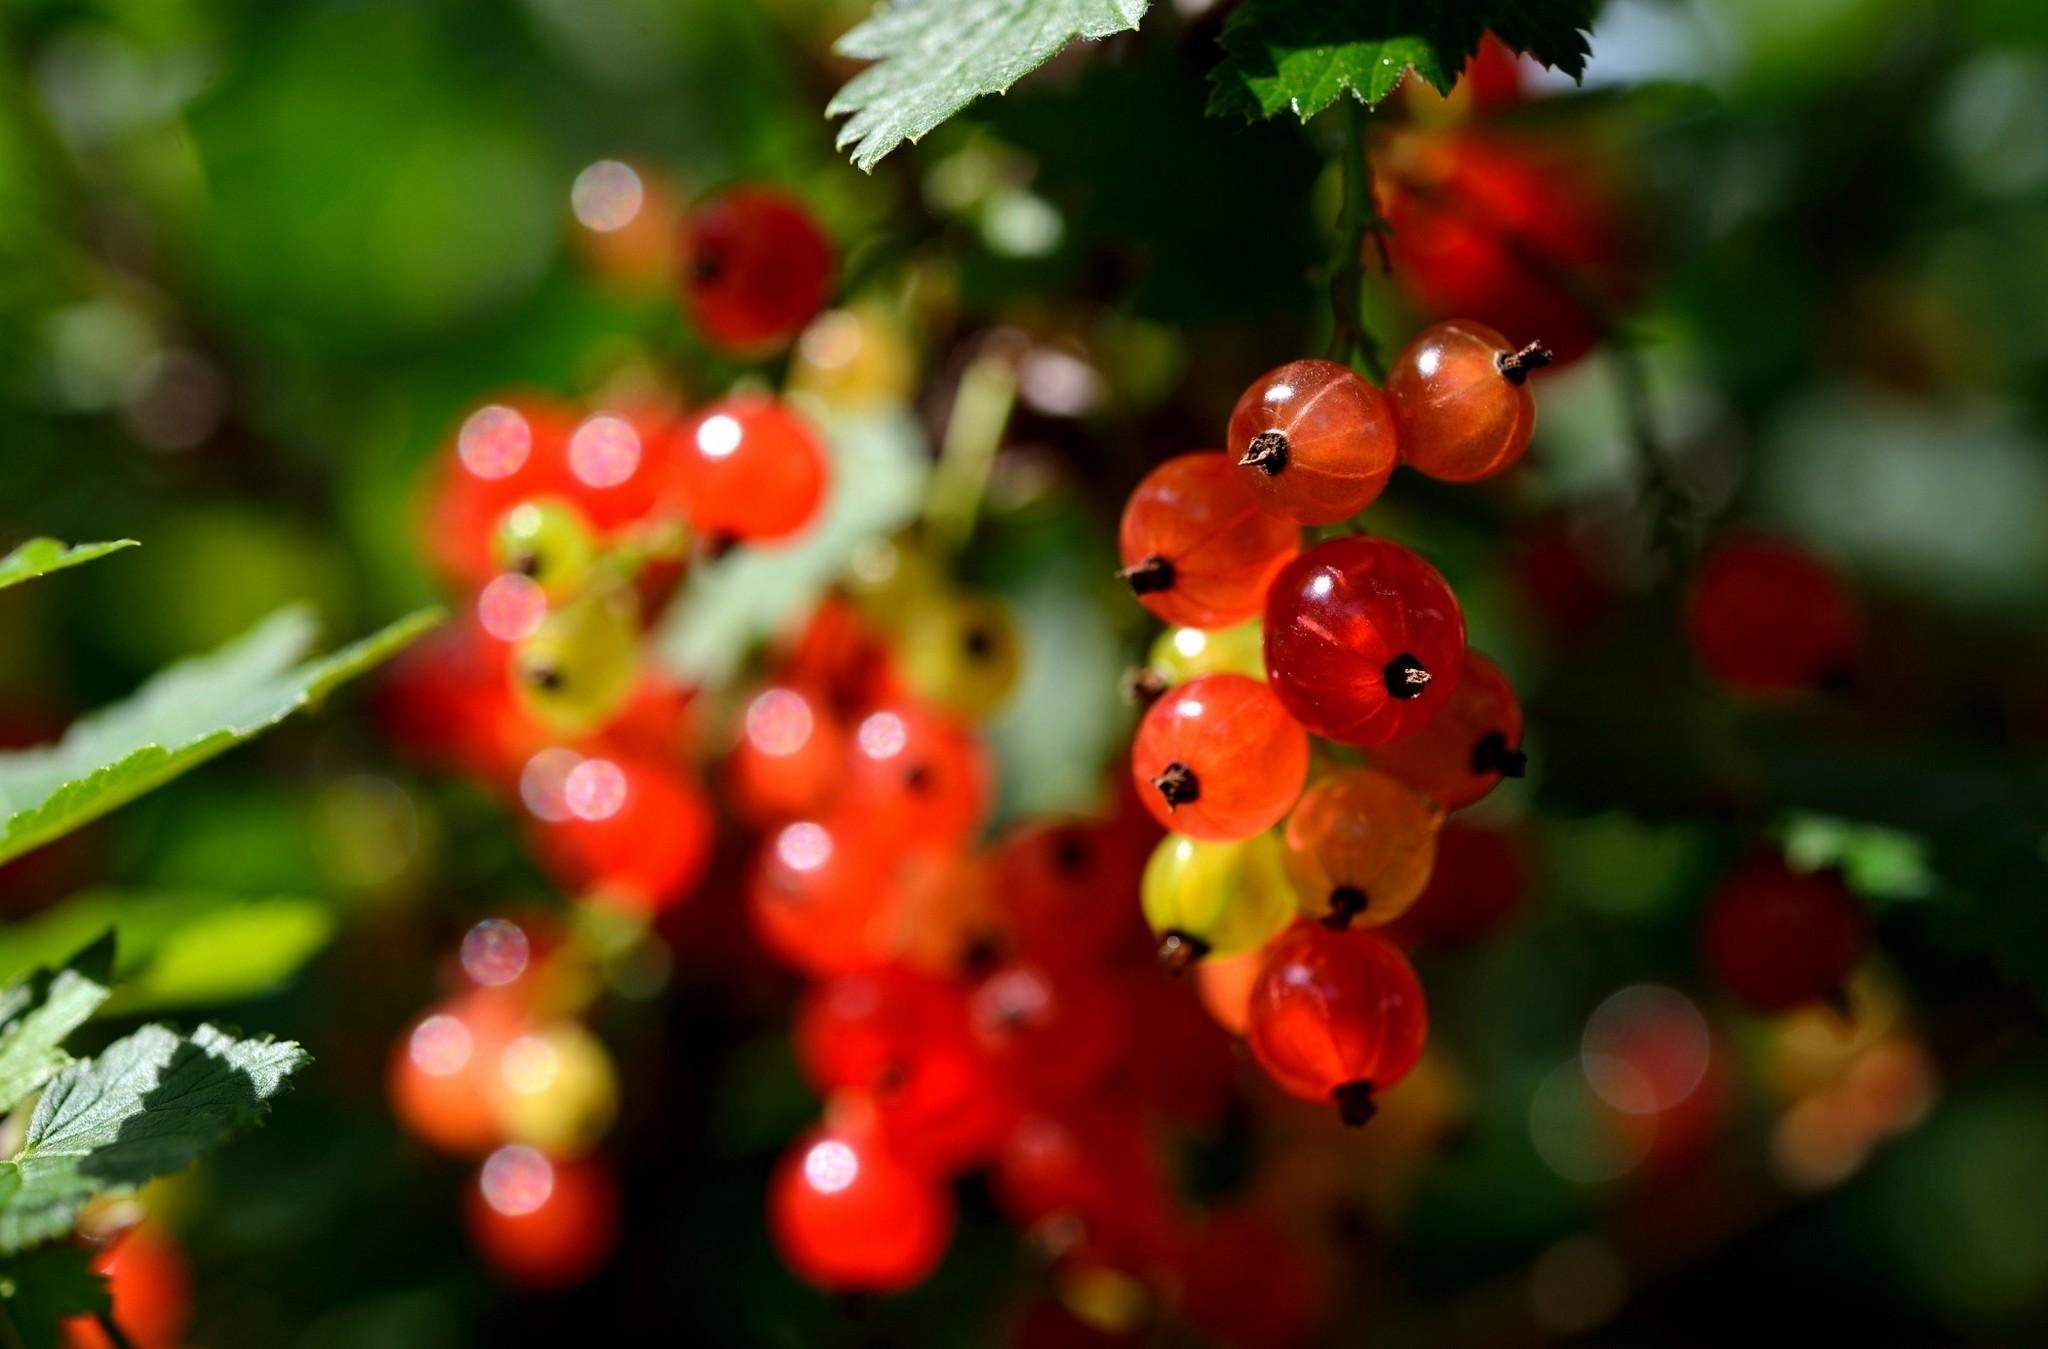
(1327, 97), (1389, 382)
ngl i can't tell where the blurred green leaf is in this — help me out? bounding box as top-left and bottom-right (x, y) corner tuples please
(0, 606), (442, 867)
(0, 1242), (110, 1349)
(0, 895), (335, 1015)
(0, 539), (136, 593)
(828, 0), (1149, 172)
(1207, 0), (1597, 120)
(0, 937), (114, 1116)
(0, 1024), (307, 1254)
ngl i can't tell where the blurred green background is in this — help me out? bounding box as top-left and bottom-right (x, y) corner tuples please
(3, 0), (2048, 1344)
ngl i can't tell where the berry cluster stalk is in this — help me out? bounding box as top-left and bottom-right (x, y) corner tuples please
(1328, 97), (1389, 382)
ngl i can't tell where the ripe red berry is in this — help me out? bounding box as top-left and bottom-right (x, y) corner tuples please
(66, 1224), (189, 1349)
(1385, 320), (1547, 482)
(465, 1148), (621, 1289)
(388, 989), (528, 1156)
(533, 753), (713, 913)
(770, 1099), (956, 1292)
(424, 398), (582, 589)
(969, 962), (1129, 1107)
(992, 817), (1152, 973)
(1686, 533), (1856, 693)
(1281, 769), (1443, 930)
(1701, 856), (1868, 1012)
(1177, 1207), (1325, 1349)
(993, 1098), (1177, 1270)
(667, 394), (829, 543)
(725, 683), (848, 825)
(1247, 922), (1428, 1125)
(1130, 674), (1309, 840)
(1263, 537), (1467, 746)
(1367, 650), (1525, 810)
(1385, 821), (1529, 949)
(1117, 452), (1300, 629)
(1226, 359), (1398, 524)
(679, 185), (834, 354)
(844, 701), (994, 851)
(748, 815), (895, 977)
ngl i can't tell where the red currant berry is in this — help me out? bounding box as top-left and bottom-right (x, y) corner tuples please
(1262, 537), (1467, 746)
(66, 1224), (189, 1349)
(1195, 948), (1262, 1037)
(388, 989), (528, 1156)
(425, 398), (582, 589)
(1117, 453), (1300, 629)
(1702, 856), (1867, 1013)
(969, 962), (1129, 1107)
(993, 817), (1152, 973)
(1386, 320), (1547, 482)
(1247, 922), (1428, 1125)
(533, 753), (713, 913)
(725, 683), (848, 825)
(1281, 769), (1442, 930)
(1177, 1207), (1325, 1349)
(667, 394), (829, 544)
(1686, 533), (1856, 693)
(679, 185), (834, 354)
(770, 1099), (955, 1293)
(844, 700), (994, 851)
(994, 1098), (1177, 1270)
(1367, 650), (1524, 810)
(1130, 674), (1308, 840)
(1384, 821), (1529, 949)
(466, 1148), (621, 1289)
(1226, 359), (1398, 525)
(748, 815), (895, 977)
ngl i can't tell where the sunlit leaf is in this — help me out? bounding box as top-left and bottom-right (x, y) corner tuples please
(0, 539), (137, 593)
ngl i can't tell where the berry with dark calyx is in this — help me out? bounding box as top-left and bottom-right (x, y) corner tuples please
(1263, 537), (1467, 746)
(994, 817), (1151, 973)
(1281, 769), (1442, 929)
(1247, 922), (1429, 1125)
(679, 185), (834, 354)
(1386, 320), (1544, 482)
(844, 700), (994, 851)
(510, 586), (641, 736)
(1130, 674), (1309, 840)
(667, 394), (830, 544)
(1686, 532), (1857, 694)
(1140, 831), (1295, 972)
(492, 495), (598, 598)
(1702, 856), (1868, 1013)
(1367, 650), (1524, 810)
(1226, 359), (1398, 525)
(1118, 453), (1300, 629)
(897, 590), (1021, 720)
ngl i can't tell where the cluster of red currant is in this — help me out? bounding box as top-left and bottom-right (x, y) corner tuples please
(374, 181), (847, 1287)
(1117, 322), (1545, 1127)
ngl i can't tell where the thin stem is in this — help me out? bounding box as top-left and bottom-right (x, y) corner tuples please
(0, 1303), (27, 1349)
(94, 1312), (138, 1349)
(1608, 327), (1689, 573)
(924, 349), (1019, 553)
(1327, 97), (1388, 382)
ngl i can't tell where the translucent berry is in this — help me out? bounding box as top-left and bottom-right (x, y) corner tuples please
(1367, 650), (1524, 810)
(969, 962), (1129, 1106)
(1687, 533), (1856, 693)
(1702, 856), (1867, 1012)
(1195, 949), (1263, 1037)
(66, 1224), (189, 1349)
(511, 586), (640, 736)
(1130, 674), (1308, 841)
(679, 185), (833, 354)
(844, 701), (994, 850)
(1140, 831), (1295, 973)
(668, 395), (829, 544)
(1226, 359), (1398, 525)
(1247, 922), (1429, 1124)
(1118, 453), (1300, 628)
(492, 1020), (620, 1159)
(1263, 537), (1467, 746)
(994, 817), (1152, 972)
(1385, 319), (1546, 482)
(1281, 769), (1442, 930)
(492, 496), (598, 599)
(770, 1101), (955, 1292)
(748, 815), (895, 977)
(725, 684), (847, 825)
(466, 1148), (621, 1289)
(388, 990), (528, 1156)
(897, 590), (1021, 720)
(1146, 619), (1265, 688)
(993, 1099), (1177, 1269)
(534, 753), (713, 912)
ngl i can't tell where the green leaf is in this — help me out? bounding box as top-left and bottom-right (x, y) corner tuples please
(0, 1243), (110, 1349)
(828, 0), (1149, 172)
(0, 1024), (308, 1254)
(0, 606), (441, 867)
(0, 895), (335, 1016)
(0, 540), (137, 593)
(0, 939), (115, 1116)
(1207, 0), (1597, 121)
